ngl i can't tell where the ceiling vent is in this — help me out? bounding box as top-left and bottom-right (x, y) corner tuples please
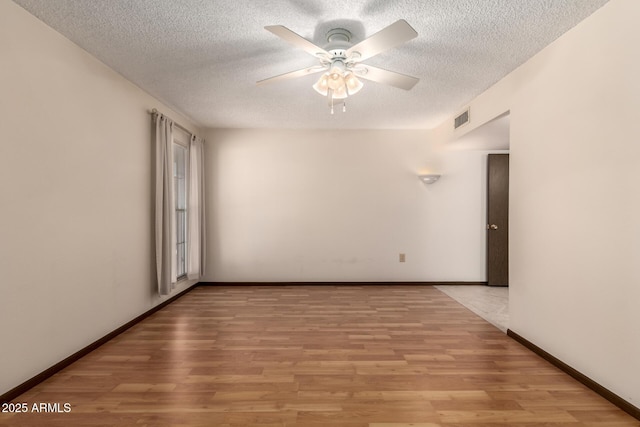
(454, 108), (470, 129)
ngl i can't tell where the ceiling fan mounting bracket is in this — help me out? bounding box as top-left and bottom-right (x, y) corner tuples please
(325, 28), (352, 52)
(326, 28), (352, 43)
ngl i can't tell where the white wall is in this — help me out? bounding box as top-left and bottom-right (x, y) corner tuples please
(204, 128), (499, 282)
(0, 1), (199, 395)
(443, 0), (640, 407)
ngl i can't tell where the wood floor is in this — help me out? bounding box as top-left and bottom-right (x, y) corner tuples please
(1, 285), (638, 426)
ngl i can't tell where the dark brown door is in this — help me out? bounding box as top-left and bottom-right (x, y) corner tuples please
(487, 154), (509, 286)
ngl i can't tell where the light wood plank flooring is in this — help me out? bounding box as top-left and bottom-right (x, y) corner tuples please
(1, 285), (637, 426)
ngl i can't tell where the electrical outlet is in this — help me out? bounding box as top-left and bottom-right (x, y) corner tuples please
(399, 253), (406, 263)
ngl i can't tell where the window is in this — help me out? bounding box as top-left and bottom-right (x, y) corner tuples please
(173, 129), (190, 279)
(154, 111), (205, 295)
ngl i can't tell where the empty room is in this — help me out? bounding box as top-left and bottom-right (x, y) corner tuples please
(1, 0), (639, 426)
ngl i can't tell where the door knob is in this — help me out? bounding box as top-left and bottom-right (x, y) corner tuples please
(487, 224), (498, 230)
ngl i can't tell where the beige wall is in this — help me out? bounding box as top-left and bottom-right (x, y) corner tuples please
(204, 128), (503, 282)
(0, 1), (199, 395)
(442, 0), (640, 406)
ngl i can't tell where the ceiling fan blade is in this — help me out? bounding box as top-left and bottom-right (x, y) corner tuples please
(346, 20), (417, 62)
(356, 65), (419, 90)
(265, 25), (330, 58)
(257, 66), (327, 86)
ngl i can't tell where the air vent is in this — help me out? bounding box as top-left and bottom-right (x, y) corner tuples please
(454, 108), (470, 129)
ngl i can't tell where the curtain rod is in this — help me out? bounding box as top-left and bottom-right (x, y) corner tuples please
(150, 108), (194, 137)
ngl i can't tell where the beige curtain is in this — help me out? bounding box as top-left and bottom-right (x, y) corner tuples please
(187, 135), (206, 280)
(154, 113), (175, 295)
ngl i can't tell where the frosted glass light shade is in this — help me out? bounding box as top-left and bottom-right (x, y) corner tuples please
(332, 85), (348, 99)
(313, 74), (329, 96)
(344, 73), (363, 95)
(327, 72), (345, 90)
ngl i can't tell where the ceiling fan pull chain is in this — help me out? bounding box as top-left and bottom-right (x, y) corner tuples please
(328, 89), (334, 114)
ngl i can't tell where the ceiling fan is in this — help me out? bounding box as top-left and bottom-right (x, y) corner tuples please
(257, 20), (420, 114)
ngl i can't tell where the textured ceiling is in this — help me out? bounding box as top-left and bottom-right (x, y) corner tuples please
(13, 0), (609, 129)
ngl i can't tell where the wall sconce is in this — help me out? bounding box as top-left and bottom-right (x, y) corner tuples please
(419, 174), (441, 184)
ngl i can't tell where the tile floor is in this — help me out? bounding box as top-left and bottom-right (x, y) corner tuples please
(435, 285), (509, 332)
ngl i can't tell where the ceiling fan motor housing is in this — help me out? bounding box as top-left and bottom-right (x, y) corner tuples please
(325, 28), (352, 56)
